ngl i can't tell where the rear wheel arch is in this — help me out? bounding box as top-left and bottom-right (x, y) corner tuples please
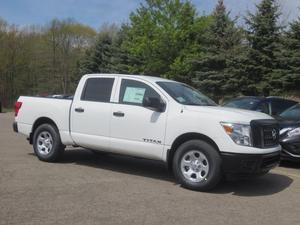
(30, 117), (59, 144)
(167, 133), (220, 171)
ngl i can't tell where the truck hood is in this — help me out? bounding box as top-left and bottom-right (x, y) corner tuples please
(184, 105), (273, 124)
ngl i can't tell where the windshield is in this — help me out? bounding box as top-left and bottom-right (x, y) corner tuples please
(279, 104), (300, 120)
(224, 98), (260, 110)
(157, 81), (216, 106)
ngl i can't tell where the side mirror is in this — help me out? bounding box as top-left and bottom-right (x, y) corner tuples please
(143, 97), (166, 112)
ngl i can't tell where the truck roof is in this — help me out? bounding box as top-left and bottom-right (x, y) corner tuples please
(84, 73), (172, 83)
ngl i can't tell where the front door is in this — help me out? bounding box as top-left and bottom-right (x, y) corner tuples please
(110, 78), (167, 160)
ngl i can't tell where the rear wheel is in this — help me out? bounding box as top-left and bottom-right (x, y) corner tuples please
(172, 140), (222, 191)
(33, 124), (65, 162)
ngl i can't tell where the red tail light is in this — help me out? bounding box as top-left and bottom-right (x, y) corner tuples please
(14, 101), (22, 117)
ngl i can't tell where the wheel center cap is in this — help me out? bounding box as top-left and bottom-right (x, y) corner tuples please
(44, 139), (50, 145)
(191, 160), (201, 170)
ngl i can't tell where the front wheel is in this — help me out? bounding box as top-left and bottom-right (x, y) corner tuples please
(33, 124), (65, 162)
(172, 140), (222, 191)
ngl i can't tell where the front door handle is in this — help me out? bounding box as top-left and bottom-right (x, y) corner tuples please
(75, 107), (84, 113)
(113, 111), (125, 117)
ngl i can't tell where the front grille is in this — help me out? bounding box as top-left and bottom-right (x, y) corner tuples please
(262, 126), (279, 147)
(251, 120), (279, 148)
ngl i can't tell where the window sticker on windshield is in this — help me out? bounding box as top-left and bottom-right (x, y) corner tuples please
(176, 97), (186, 103)
(123, 87), (146, 103)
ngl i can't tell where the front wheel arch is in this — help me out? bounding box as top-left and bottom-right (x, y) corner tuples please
(167, 133), (220, 172)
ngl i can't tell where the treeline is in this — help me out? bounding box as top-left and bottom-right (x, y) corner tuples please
(0, 19), (96, 107)
(1, 0), (300, 107)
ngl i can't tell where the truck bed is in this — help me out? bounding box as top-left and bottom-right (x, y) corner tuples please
(15, 96), (74, 145)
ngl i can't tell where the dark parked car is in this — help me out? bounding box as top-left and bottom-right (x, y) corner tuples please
(0, 100), (2, 113)
(277, 104), (300, 162)
(223, 96), (298, 116)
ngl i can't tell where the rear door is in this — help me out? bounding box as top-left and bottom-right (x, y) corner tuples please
(110, 78), (168, 160)
(70, 76), (118, 150)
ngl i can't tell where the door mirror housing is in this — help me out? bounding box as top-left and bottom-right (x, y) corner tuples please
(143, 97), (166, 112)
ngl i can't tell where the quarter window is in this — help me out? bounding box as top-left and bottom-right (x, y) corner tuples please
(119, 79), (160, 105)
(81, 78), (114, 102)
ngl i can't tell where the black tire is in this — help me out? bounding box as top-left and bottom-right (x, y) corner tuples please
(172, 140), (222, 191)
(33, 123), (65, 162)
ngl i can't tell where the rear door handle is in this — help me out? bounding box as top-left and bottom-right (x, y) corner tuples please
(75, 107), (84, 113)
(113, 111), (125, 117)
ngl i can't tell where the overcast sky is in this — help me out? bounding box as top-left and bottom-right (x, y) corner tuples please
(0, 0), (299, 29)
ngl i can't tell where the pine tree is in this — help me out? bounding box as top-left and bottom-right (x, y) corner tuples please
(192, 0), (242, 101)
(244, 0), (281, 95)
(80, 27), (130, 75)
(273, 16), (300, 94)
(80, 32), (114, 74)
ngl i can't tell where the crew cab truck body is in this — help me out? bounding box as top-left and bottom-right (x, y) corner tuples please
(13, 74), (281, 191)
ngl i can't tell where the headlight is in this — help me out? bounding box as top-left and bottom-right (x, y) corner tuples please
(287, 127), (300, 137)
(221, 122), (252, 147)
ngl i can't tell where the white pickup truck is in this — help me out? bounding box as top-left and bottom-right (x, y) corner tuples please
(13, 74), (281, 191)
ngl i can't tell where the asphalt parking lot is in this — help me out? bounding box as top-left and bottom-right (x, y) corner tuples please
(1, 112), (300, 225)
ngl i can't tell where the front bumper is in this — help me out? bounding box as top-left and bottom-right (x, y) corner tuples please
(13, 122), (18, 133)
(221, 151), (280, 175)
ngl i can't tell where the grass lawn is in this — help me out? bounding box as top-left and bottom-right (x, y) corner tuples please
(1, 108), (13, 113)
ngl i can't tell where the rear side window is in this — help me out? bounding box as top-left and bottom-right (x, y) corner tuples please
(81, 78), (114, 102)
(119, 79), (160, 106)
(270, 99), (297, 115)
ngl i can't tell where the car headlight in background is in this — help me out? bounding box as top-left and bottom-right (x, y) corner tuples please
(287, 127), (300, 137)
(221, 122), (252, 147)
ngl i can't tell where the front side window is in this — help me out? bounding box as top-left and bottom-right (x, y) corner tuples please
(157, 81), (216, 106)
(119, 79), (161, 105)
(81, 78), (114, 102)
